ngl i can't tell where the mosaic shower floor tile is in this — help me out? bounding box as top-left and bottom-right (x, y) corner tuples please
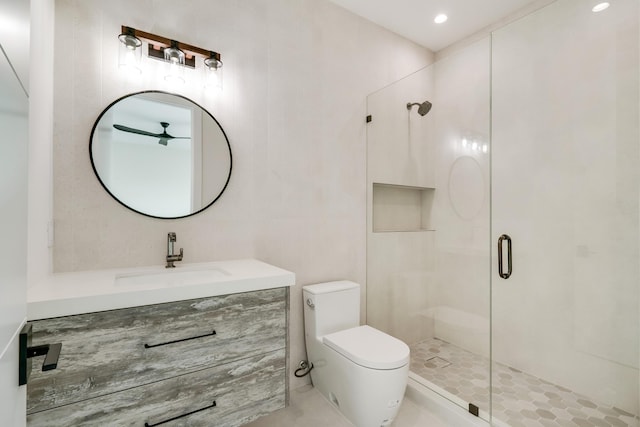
(410, 338), (638, 427)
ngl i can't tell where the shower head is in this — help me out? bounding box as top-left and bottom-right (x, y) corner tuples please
(406, 101), (432, 116)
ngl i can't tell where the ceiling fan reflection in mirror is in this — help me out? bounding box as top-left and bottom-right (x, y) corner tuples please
(113, 121), (190, 146)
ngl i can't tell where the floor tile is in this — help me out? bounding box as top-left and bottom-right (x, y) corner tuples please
(410, 338), (639, 427)
(244, 384), (451, 427)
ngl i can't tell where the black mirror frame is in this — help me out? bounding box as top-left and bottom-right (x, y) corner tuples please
(89, 90), (232, 220)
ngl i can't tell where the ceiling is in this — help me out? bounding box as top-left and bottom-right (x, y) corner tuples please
(328, 0), (543, 52)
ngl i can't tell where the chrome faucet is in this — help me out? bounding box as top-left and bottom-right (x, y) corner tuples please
(166, 232), (184, 268)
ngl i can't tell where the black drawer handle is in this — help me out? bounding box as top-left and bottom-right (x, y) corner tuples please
(144, 330), (216, 349)
(144, 401), (216, 427)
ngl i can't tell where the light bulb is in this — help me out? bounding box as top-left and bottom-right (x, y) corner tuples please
(592, 2), (610, 12)
(434, 14), (448, 24)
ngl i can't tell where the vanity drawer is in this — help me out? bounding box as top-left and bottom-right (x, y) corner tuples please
(27, 287), (287, 414)
(27, 349), (286, 426)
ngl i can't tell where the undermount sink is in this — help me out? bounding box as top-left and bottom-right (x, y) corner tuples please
(115, 267), (230, 287)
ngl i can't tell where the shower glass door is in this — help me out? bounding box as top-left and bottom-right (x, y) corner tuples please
(491, 0), (639, 425)
(366, 37), (493, 418)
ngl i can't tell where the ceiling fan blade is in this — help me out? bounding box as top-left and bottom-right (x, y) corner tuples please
(114, 123), (190, 146)
(113, 124), (162, 138)
(158, 134), (191, 141)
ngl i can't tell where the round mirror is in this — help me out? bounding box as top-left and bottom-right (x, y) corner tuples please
(90, 91), (232, 219)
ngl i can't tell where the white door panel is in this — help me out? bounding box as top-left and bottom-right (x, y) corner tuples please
(0, 46), (28, 355)
(0, 0), (30, 425)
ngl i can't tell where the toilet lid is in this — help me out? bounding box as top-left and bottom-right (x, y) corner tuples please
(323, 325), (410, 370)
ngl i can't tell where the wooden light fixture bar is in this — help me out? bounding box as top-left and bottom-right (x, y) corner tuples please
(121, 26), (221, 69)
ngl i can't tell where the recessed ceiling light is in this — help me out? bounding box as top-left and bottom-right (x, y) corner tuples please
(434, 14), (448, 24)
(592, 2), (610, 12)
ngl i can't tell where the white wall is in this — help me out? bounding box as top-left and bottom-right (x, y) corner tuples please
(51, 0), (433, 390)
(28, 0), (54, 289)
(109, 139), (192, 217)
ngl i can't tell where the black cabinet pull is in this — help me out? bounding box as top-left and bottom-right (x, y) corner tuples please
(144, 330), (216, 349)
(28, 343), (62, 371)
(144, 401), (216, 427)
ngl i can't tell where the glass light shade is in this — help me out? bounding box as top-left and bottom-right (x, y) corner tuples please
(163, 45), (186, 85)
(164, 45), (185, 65)
(203, 57), (223, 91)
(164, 61), (186, 85)
(118, 33), (142, 74)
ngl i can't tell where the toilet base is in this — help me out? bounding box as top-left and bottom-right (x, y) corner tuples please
(310, 343), (409, 427)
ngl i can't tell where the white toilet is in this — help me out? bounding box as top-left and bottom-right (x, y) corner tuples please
(302, 281), (410, 427)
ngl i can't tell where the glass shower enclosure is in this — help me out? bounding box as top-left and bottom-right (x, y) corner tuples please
(366, 0), (639, 425)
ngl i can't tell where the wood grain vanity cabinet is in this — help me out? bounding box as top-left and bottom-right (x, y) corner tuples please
(26, 288), (288, 427)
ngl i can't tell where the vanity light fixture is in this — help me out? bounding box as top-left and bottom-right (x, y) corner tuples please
(118, 26), (223, 90)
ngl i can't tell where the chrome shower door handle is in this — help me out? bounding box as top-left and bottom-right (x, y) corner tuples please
(498, 234), (512, 279)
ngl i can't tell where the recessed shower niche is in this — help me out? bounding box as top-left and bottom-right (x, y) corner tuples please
(372, 183), (435, 232)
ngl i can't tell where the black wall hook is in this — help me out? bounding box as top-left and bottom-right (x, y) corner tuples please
(19, 323), (62, 386)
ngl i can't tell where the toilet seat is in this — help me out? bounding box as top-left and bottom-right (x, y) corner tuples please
(323, 325), (410, 370)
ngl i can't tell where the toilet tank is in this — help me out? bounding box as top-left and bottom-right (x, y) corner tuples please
(303, 281), (360, 339)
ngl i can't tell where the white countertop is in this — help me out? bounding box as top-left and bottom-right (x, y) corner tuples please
(28, 259), (295, 320)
